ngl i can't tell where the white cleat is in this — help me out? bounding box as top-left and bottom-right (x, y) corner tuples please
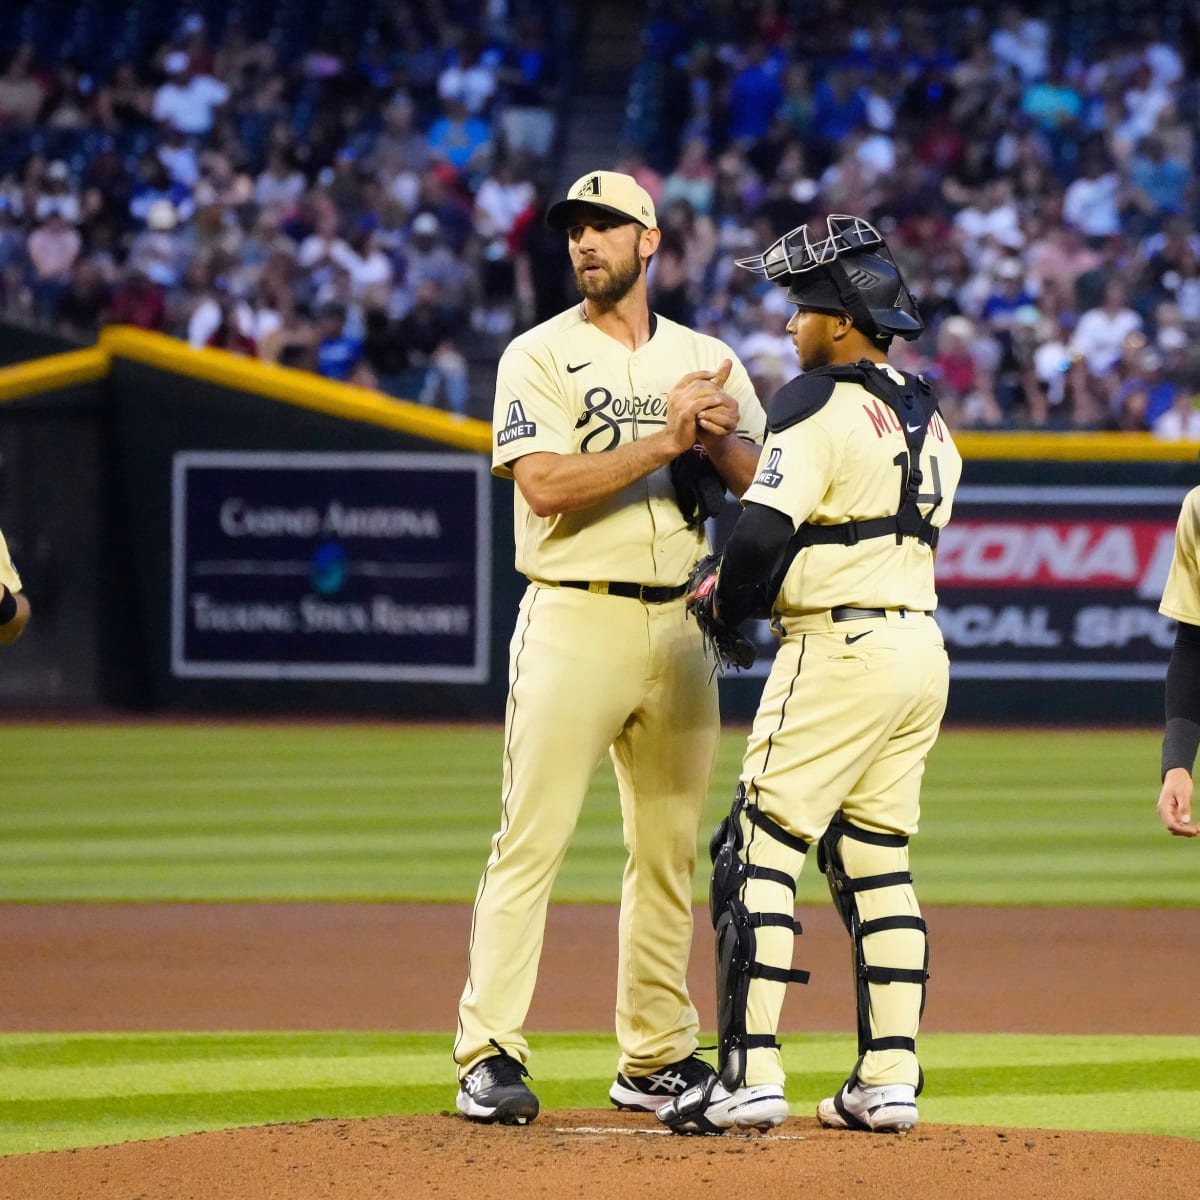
(657, 1077), (789, 1136)
(817, 1079), (918, 1134)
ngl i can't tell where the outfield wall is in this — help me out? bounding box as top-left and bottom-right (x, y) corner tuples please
(0, 319), (1196, 724)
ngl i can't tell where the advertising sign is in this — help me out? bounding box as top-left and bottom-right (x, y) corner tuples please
(735, 485), (1182, 683)
(171, 451), (490, 682)
(936, 485), (1179, 680)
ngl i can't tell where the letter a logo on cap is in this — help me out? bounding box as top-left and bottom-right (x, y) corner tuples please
(577, 175), (601, 198)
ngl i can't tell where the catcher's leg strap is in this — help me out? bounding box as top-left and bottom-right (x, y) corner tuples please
(711, 786), (810, 1087)
(819, 814), (928, 1067)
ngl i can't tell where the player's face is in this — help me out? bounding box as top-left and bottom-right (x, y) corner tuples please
(787, 307), (841, 370)
(567, 216), (646, 306)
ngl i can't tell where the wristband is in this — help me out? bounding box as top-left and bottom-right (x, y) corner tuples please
(1161, 717), (1200, 780)
(0, 585), (15, 626)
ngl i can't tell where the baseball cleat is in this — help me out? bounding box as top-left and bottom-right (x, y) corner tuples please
(456, 1041), (539, 1125)
(656, 1075), (789, 1135)
(817, 1079), (918, 1133)
(609, 1052), (717, 1111)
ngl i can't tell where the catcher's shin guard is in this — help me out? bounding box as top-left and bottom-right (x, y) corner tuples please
(818, 814), (928, 1090)
(710, 785), (810, 1088)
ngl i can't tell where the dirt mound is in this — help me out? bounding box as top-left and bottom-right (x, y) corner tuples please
(4, 1110), (1198, 1200)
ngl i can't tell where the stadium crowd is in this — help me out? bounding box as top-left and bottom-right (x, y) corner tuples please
(0, 0), (1199, 433)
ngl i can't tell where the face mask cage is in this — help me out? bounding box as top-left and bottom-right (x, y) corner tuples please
(735, 214), (885, 280)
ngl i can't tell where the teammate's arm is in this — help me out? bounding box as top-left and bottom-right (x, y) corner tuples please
(1158, 620), (1200, 837)
(512, 369), (730, 517)
(712, 502), (795, 629)
(0, 585), (30, 646)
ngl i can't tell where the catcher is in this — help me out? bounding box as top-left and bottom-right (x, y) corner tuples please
(661, 214), (963, 1135)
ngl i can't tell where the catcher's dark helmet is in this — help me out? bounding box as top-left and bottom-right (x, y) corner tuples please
(736, 214), (924, 342)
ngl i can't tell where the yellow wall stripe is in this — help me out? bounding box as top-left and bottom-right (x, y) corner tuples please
(1, 327), (1198, 464)
(0, 346), (110, 402)
(97, 327), (492, 454)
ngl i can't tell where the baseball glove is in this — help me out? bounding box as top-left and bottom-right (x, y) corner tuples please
(670, 445), (728, 530)
(686, 553), (758, 674)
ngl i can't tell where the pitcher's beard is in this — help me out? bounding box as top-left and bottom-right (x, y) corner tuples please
(574, 257), (642, 307)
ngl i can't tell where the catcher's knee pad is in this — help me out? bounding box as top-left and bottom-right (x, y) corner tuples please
(710, 784), (810, 1088)
(818, 814), (928, 1076)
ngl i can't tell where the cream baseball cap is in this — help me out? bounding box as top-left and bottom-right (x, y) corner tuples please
(545, 170), (657, 231)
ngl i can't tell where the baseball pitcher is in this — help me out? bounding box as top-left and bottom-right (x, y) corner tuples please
(453, 170), (766, 1124)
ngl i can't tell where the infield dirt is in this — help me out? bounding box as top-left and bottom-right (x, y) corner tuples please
(0, 901), (1197, 1198)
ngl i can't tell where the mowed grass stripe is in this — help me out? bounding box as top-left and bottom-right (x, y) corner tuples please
(3, 1032), (1200, 1154)
(1, 724), (1195, 905)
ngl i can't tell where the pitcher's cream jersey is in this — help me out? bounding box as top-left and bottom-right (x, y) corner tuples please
(493, 305), (766, 584)
(742, 366), (962, 614)
(1160, 485), (1200, 625)
(0, 528), (21, 593)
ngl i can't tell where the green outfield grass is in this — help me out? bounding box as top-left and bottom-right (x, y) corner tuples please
(0, 722), (1195, 1155)
(2, 1030), (1199, 1155)
(0, 723), (1192, 905)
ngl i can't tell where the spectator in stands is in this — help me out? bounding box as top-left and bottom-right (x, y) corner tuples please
(1069, 279), (1144, 385)
(735, 290), (794, 400)
(127, 199), (188, 290)
(32, 161), (82, 226)
(426, 95), (494, 182)
(151, 51), (230, 138)
(56, 258), (112, 337)
(494, 13), (559, 160)
(395, 278), (469, 414)
(402, 211), (476, 315)
(26, 210), (81, 321)
(1152, 387), (1200, 440)
(103, 267), (166, 331)
(99, 60), (154, 130)
(646, 221), (693, 326)
(1062, 140), (1124, 242)
(438, 30), (498, 118)
(0, 44), (47, 128)
(662, 136), (716, 216)
(369, 91), (432, 180)
(40, 59), (100, 130)
(989, 6), (1051, 83)
(473, 156), (535, 241)
(253, 146), (305, 210)
(314, 302), (364, 383)
(724, 40), (784, 147)
(1123, 134), (1191, 235)
(128, 153), (195, 228)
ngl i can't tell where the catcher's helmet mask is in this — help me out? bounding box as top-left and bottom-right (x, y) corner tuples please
(736, 214), (924, 342)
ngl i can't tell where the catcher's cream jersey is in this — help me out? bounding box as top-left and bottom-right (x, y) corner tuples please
(741, 367), (962, 614)
(493, 305), (766, 584)
(1160, 485), (1200, 625)
(0, 528), (21, 593)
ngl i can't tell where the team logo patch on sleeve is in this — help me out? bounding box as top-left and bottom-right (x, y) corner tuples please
(753, 447), (784, 488)
(497, 400), (537, 446)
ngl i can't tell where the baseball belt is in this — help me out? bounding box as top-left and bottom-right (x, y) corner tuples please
(559, 580), (687, 604)
(831, 606), (933, 621)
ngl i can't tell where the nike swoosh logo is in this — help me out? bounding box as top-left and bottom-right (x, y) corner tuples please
(566, 362), (590, 373)
(844, 631), (872, 644)
(905, 423), (923, 433)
